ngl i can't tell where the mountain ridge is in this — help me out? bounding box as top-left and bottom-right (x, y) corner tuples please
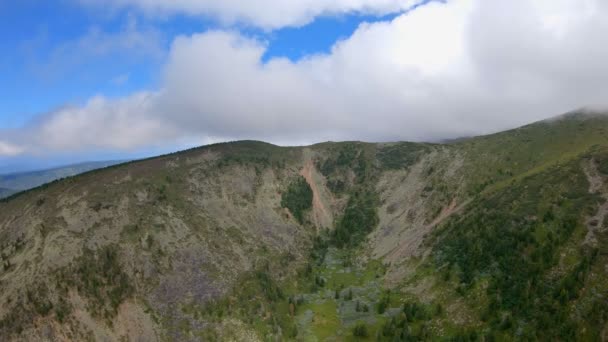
(1, 110), (608, 340)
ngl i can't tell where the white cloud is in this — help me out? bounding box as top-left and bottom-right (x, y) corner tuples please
(6, 0), (608, 156)
(0, 141), (24, 157)
(79, 0), (421, 30)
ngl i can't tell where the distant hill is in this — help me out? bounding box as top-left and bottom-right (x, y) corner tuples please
(0, 188), (16, 198)
(0, 160), (125, 198)
(2, 111), (608, 340)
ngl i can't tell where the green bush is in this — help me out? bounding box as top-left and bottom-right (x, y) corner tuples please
(332, 188), (378, 248)
(352, 321), (369, 338)
(377, 143), (429, 170)
(281, 176), (313, 224)
(433, 159), (599, 338)
(377, 291), (390, 314)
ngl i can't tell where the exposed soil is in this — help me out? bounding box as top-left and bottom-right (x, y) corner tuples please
(583, 159), (608, 246)
(300, 153), (333, 229)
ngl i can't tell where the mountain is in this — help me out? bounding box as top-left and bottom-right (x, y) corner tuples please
(0, 161), (125, 199)
(0, 188), (16, 198)
(1, 111), (608, 341)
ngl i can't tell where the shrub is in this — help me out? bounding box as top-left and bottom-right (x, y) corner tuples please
(352, 321), (369, 338)
(281, 176), (313, 224)
(64, 245), (133, 318)
(332, 188), (378, 248)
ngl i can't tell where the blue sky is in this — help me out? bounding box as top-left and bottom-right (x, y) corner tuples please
(0, 2), (156, 126)
(0, 1), (401, 128)
(0, 1), (409, 171)
(1, 0), (607, 173)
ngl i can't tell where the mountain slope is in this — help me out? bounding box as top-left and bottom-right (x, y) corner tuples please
(1, 112), (608, 340)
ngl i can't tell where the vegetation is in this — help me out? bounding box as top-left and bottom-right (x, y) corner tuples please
(377, 142), (430, 170)
(198, 261), (296, 340)
(377, 301), (434, 341)
(59, 245), (133, 320)
(456, 112), (608, 195)
(0, 281), (74, 339)
(433, 156), (605, 339)
(332, 187), (379, 248)
(281, 176), (313, 224)
(318, 143), (376, 184)
(3, 112), (608, 340)
(317, 144), (381, 248)
(352, 321), (369, 337)
(215, 141), (295, 169)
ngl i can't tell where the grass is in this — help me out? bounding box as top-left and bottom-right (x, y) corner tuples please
(297, 301), (340, 340)
(202, 244), (394, 340)
(322, 257), (384, 289)
(455, 111), (608, 195)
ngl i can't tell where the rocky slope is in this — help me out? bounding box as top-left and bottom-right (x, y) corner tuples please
(1, 111), (608, 340)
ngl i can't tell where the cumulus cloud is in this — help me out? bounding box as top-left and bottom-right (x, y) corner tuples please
(78, 0), (421, 29)
(5, 0), (608, 155)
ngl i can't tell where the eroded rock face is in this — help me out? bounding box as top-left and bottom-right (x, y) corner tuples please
(0, 143), (312, 341)
(371, 149), (467, 285)
(5, 114), (608, 341)
(0, 141), (467, 341)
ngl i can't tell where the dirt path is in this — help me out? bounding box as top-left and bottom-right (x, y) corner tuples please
(300, 153), (333, 229)
(583, 159), (608, 246)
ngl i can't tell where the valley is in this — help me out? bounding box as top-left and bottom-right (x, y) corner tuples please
(1, 111), (608, 340)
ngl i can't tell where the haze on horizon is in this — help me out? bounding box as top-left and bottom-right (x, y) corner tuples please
(2, 0), (608, 169)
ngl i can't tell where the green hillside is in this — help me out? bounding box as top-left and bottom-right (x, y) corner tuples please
(1, 111), (608, 341)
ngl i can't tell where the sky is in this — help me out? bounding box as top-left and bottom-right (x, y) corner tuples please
(1, 0), (608, 172)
